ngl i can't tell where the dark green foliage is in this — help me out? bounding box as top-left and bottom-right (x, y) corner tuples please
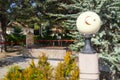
(6, 34), (25, 46)
(6, 27), (26, 46)
(60, 0), (120, 79)
(36, 0), (120, 79)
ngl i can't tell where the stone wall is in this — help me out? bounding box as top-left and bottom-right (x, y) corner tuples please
(22, 48), (66, 59)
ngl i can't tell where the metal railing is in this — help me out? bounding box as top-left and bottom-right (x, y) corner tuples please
(0, 40), (76, 47)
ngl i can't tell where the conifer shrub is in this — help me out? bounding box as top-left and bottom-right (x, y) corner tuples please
(3, 52), (79, 80)
(55, 51), (79, 80)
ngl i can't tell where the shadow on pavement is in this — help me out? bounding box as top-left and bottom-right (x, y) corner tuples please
(0, 55), (28, 67)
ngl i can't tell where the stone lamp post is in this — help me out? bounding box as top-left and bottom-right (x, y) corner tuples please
(76, 11), (102, 80)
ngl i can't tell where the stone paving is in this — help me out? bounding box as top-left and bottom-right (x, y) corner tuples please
(0, 47), (66, 79)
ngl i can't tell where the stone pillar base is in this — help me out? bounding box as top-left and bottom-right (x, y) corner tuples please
(79, 53), (99, 80)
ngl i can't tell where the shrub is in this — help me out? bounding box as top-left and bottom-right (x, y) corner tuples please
(3, 52), (79, 80)
(55, 51), (79, 80)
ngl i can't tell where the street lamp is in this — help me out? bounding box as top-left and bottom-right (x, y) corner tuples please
(76, 11), (101, 54)
(76, 11), (102, 80)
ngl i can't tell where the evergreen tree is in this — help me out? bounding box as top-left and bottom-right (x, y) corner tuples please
(34, 0), (120, 79)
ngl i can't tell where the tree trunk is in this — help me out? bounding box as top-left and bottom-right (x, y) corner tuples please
(0, 10), (7, 52)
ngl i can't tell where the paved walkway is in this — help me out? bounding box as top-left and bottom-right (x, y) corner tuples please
(0, 56), (63, 79)
(21, 47), (67, 59)
(0, 47), (66, 79)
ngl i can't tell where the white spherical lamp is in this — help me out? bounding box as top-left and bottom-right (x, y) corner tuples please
(76, 11), (102, 54)
(76, 11), (102, 35)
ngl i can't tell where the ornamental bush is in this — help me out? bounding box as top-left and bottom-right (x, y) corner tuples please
(3, 51), (79, 80)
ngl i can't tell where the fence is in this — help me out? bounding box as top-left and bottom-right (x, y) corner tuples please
(0, 40), (76, 47)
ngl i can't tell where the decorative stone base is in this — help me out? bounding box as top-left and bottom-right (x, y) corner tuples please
(79, 53), (99, 80)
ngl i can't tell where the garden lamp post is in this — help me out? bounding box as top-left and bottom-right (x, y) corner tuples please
(76, 11), (102, 80)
